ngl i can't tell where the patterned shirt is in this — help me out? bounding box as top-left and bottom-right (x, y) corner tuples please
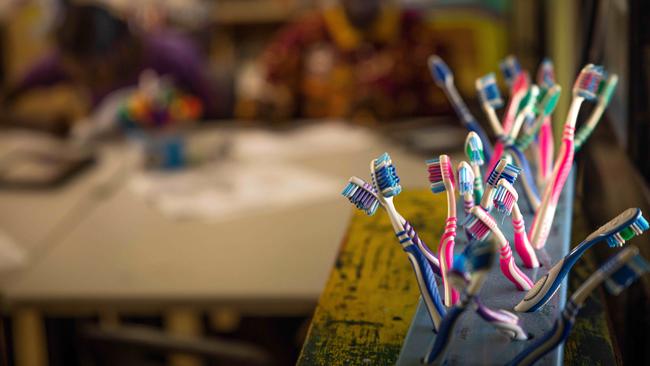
(259, 6), (448, 121)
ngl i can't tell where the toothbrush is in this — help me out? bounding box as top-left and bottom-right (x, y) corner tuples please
(448, 246), (528, 340)
(513, 84), (560, 197)
(574, 74), (619, 151)
(509, 86), (540, 143)
(493, 179), (540, 268)
(457, 161), (475, 215)
(422, 239), (500, 364)
(341, 175), (446, 329)
(368, 153), (442, 274)
(535, 59), (558, 184)
(464, 132), (485, 205)
(515, 85), (561, 151)
(480, 159), (522, 212)
(501, 71), (529, 135)
(426, 155), (459, 306)
(476, 73), (505, 137)
(504, 145), (541, 211)
(508, 246), (648, 366)
(515, 207), (648, 312)
(428, 55), (493, 160)
(463, 206), (534, 290)
(536, 58), (556, 90)
(500, 55), (523, 93)
(486, 73), (529, 173)
(529, 64), (604, 249)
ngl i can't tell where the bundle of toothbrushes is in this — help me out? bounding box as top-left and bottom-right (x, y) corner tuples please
(341, 56), (648, 365)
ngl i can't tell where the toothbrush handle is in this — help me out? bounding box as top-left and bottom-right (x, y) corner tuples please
(538, 117), (554, 182)
(445, 85), (494, 160)
(506, 145), (541, 210)
(422, 304), (467, 364)
(530, 125), (575, 249)
(499, 243), (534, 291)
(507, 301), (579, 366)
(439, 217), (459, 306)
(403, 244), (446, 331)
(473, 297), (528, 341)
(472, 165), (484, 205)
(513, 214), (540, 268)
(403, 221), (442, 277)
(485, 141), (505, 178)
(463, 195), (474, 215)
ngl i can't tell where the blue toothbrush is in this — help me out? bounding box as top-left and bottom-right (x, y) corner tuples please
(508, 246), (649, 366)
(515, 208), (649, 312)
(428, 55), (493, 161)
(422, 239), (499, 364)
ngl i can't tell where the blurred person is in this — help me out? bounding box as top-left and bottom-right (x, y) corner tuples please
(247, 0), (447, 123)
(2, 2), (220, 133)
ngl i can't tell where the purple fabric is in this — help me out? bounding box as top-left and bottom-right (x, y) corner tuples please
(14, 31), (218, 118)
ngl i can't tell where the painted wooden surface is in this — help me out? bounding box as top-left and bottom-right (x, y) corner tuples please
(297, 190), (618, 366)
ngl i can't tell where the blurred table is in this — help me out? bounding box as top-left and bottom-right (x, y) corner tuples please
(0, 120), (462, 365)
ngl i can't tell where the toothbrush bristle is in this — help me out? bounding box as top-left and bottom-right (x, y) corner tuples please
(464, 132), (485, 166)
(606, 215), (649, 247)
(493, 181), (517, 215)
(372, 153), (402, 197)
(457, 162), (474, 195)
(462, 212), (492, 242)
(541, 85), (562, 115)
(428, 55), (452, 86)
(342, 178), (380, 216)
(604, 253), (650, 295)
(425, 156), (454, 193)
(500, 55), (521, 86)
(486, 160), (522, 188)
(536, 58), (555, 90)
(477, 73), (503, 108)
(574, 64), (605, 100)
(466, 240), (496, 272)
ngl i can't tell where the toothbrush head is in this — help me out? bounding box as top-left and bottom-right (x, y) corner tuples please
(426, 154), (455, 194)
(493, 179), (518, 215)
(536, 58), (556, 90)
(457, 161), (474, 195)
(464, 132), (485, 166)
(500, 55), (521, 88)
(371, 152), (402, 198)
(597, 74), (619, 105)
(538, 84), (562, 116)
(486, 159), (522, 188)
(465, 239), (497, 273)
(582, 208), (649, 247)
(428, 55), (453, 87)
(476, 73), (504, 109)
(573, 64), (605, 100)
(462, 206), (494, 242)
(604, 247), (649, 295)
(342, 176), (380, 216)
(518, 85), (540, 112)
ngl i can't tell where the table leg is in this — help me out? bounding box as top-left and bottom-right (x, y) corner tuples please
(165, 307), (203, 366)
(13, 307), (47, 366)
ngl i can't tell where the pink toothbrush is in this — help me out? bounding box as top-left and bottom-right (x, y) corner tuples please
(486, 73), (529, 174)
(426, 155), (459, 306)
(493, 180), (540, 268)
(463, 205), (534, 291)
(529, 64), (604, 249)
(537, 118), (554, 186)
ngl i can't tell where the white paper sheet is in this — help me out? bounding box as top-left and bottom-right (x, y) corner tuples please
(233, 122), (376, 160)
(129, 161), (339, 221)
